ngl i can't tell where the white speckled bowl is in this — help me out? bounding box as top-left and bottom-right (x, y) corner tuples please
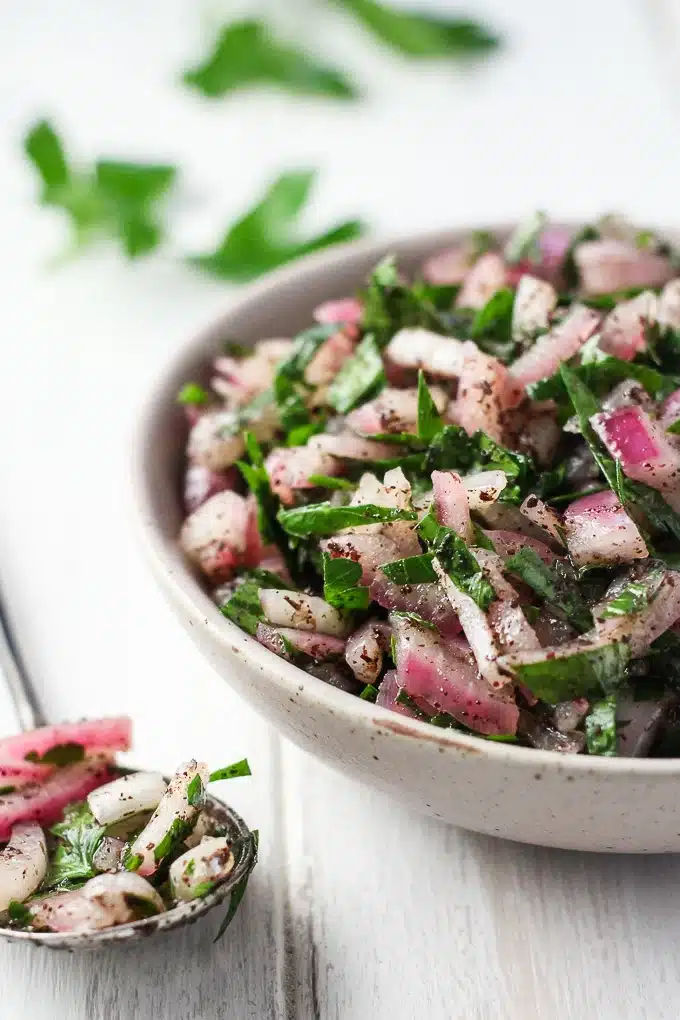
(133, 227), (680, 854)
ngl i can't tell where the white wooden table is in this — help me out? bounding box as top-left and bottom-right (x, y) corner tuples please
(2, 1), (680, 1016)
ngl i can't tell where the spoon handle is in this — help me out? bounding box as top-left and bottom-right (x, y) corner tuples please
(0, 591), (45, 731)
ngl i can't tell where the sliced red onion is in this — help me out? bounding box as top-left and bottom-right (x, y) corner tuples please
(308, 432), (396, 461)
(28, 873), (164, 933)
(127, 760), (209, 877)
(345, 621), (385, 684)
(385, 328), (467, 379)
(256, 623), (346, 661)
(520, 495), (565, 546)
(0, 823), (47, 911)
(422, 245), (476, 285)
(305, 329), (356, 387)
(657, 278), (680, 331)
(92, 836), (126, 873)
(347, 386), (446, 437)
(486, 529), (556, 565)
(259, 590), (351, 637)
(375, 669), (419, 717)
(180, 490), (251, 582)
(553, 698), (589, 733)
(591, 405), (680, 510)
(573, 239), (674, 296)
(453, 343), (524, 443)
(659, 388), (680, 432)
(87, 772), (167, 827)
(595, 570), (680, 656)
(432, 559), (508, 689)
(432, 470), (473, 540)
(187, 410), (246, 471)
(512, 274), (557, 342)
(265, 445), (338, 506)
(601, 379), (655, 415)
(391, 614), (518, 735)
(0, 760), (114, 843)
(520, 715), (586, 753)
(562, 489), (648, 567)
(370, 575), (462, 637)
(213, 339), (293, 403)
(0, 718), (131, 765)
(183, 464), (238, 515)
(321, 532), (402, 584)
(599, 291), (657, 361)
(475, 549), (541, 655)
(169, 836), (235, 902)
(510, 304), (601, 387)
(456, 252), (507, 309)
(463, 470), (507, 510)
(313, 297), (363, 326)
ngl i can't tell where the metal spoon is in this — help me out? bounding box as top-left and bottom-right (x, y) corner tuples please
(0, 591), (257, 950)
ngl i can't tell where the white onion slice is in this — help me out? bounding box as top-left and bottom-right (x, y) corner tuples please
(169, 837), (236, 902)
(520, 495), (565, 545)
(463, 470), (507, 510)
(259, 590), (350, 637)
(0, 822), (47, 912)
(87, 772), (167, 827)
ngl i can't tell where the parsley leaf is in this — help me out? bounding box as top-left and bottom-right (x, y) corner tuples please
(504, 548), (593, 633)
(189, 169), (365, 282)
(25, 742), (85, 767)
(469, 287), (516, 362)
(328, 334), (385, 414)
(503, 641), (630, 703)
(236, 433), (286, 551)
(337, 0), (500, 60)
(585, 695), (618, 755)
(43, 802), (106, 891)
(504, 211), (546, 265)
(360, 683), (379, 701)
(213, 830), (259, 942)
(177, 382), (209, 406)
(183, 19), (357, 101)
(599, 581), (649, 619)
(308, 475), (355, 491)
(25, 120), (177, 257)
(361, 256), (451, 348)
(209, 759), (252, 782)
(418, 508), (494, 610)
(425, 425), (534, 502)
(380, 553), (437, 585)
(220, 569), (294, 636)
(278, 501), (416, 538)
(416, 370), (444, 441)
(322, 553), (369, 610)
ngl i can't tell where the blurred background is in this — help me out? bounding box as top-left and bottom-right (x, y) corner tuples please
(2, 2), (680, 1018)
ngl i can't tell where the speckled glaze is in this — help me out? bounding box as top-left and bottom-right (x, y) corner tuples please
(133, 226), (680, 854)
(0, 785), (256, 950)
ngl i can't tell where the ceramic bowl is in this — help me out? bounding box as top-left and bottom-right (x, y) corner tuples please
(133, 227), (680, 854)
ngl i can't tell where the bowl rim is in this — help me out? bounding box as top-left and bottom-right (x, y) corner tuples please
(132, 223), (680, 777)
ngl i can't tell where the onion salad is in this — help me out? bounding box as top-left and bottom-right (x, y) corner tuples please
(177, 214), (680, 757)
(0, 718), (253, 934)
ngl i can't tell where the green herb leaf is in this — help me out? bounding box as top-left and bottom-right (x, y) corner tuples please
(360, 683), (379, 701)
(416, 370), (444, 441)
(361, 256), (451, 348)
(177, 382), (209, 406)
(25, 121), (177, 257)
(504, 211), (546, 265)
(504, 548), (593, 633)
(274, 323), (338, 436)
(585, 695), (618, 755)
(8, 901), (33, 927)
(278, 501), (416, 538)
(220, 570), (293, 636)
(380, 553), (437, 585)
(186, 774), (205, 808)
(667, 418), (680, 435)
(209, 759), (252, 782)
(153, 817), (194, 864)
(322, 554), (369, 610)
(124, 853), (144, 872)
(418, 508), (494, 610)
(390, 610), (437, 630)
(183, 19), (357, 101)
(503, 641), (630, 703)
(425, 424), (533, 502)
(337, 0), (500, 60)
(44, 802), (106, 890)
(599, 581), (649, 619)
(237, 433), (291, 564)
(469, 287), (516, 362)
(308, 474), (356, 491)
(328, 334), (385, 414)
(190, 169), (365, 283)
(25, 742), (85, 767)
